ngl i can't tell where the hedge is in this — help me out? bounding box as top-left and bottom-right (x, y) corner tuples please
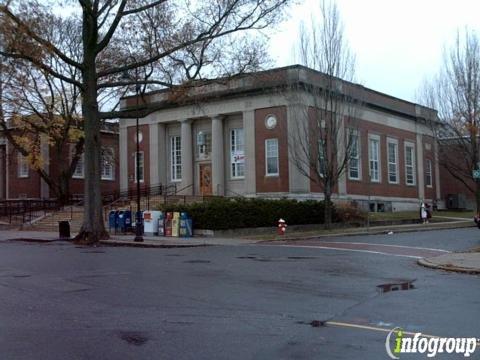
(155, 197), (334, 230)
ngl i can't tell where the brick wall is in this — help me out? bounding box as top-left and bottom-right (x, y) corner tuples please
(255, 106), (289, 193)
(345, 119), (420, 199)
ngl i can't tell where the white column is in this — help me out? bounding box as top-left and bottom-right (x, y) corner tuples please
(149, 123), (160, 186)
(180, 119), (193, 195)
(158, 124), (167, 186)
(243, 110), (256, 196)
(416, 133), (425, 200)
(287, 103), (310, 194)
(211, 115), (224, 196)
(119, 125), (128, 192)
(40, 135), (50, 199)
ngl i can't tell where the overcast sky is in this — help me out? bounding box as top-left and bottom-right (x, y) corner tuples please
(269, 0), (480, 103)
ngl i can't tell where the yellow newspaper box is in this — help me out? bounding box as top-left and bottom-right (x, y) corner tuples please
(172, 212), (180, 237)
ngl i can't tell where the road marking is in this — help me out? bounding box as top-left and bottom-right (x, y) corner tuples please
(325, 321), (480, 346)
(261, 244), (423, 259)
(331, 242), (450, 253)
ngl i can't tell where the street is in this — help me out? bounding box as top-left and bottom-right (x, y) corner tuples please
(0, 228), (479, 360)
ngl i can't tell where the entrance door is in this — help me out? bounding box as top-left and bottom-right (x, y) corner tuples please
(199, 163), (212, 196)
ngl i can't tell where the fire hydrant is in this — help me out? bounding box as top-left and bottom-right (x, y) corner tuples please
(277, 218), (287, 235)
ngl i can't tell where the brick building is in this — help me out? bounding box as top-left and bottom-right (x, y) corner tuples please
(0, 125), (119, 200)
(118, 65), (440, 211)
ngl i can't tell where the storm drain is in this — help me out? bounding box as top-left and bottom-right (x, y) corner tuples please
(377, 279), (415, 293)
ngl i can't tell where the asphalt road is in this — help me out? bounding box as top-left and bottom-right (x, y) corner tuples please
(0, 228), (479, 360)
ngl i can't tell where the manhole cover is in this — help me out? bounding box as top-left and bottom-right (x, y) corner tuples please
(377, 279), (415, 293)
(237, 256), (257, 259)
(183, 260), (211, 264)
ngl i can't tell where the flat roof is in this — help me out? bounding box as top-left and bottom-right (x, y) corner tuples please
(121, 65), (438, 122)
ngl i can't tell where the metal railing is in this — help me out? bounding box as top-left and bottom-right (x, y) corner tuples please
(0, 199), (61, 225)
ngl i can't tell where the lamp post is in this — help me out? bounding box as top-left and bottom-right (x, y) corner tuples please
(123, 63), (143, 242)
(134, 77), (143, 242)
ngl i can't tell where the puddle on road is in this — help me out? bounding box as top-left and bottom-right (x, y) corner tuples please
(377, 279), (416, 293)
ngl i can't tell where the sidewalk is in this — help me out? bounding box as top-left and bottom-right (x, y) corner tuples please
(418, 252), (480, 274)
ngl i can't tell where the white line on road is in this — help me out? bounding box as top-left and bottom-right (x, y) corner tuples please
(326, 241), (450, 253)
(258, 244), (423, 259)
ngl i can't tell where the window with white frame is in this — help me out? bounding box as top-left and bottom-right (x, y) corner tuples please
(265, 138), (279, 176)
(73, 153), (84, 179)
(368, 136), (380, 182)
(170, 136), (182, 182)
(101, 147), (114, 180)
(387, 139), (399, 184)
(425, 159), (432, 187)
(230, 128), (245, 178)
(405, 143), (416, 185)
(318, 139), (327, 177)
(196, 131), (212, 160)
(134, 151), (144, 183)
(348, 131), (360, 180)
(17, 153), (29, 178)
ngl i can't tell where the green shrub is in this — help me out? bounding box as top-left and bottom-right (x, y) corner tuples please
(156, 197), (333, 230)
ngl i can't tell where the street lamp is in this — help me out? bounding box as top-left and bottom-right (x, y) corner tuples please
(123, 64), (143, 242)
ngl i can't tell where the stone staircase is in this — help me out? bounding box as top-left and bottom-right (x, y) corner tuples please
(23, 206), (85, 233)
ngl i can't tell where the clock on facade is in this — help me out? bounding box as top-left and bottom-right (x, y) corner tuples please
(135, 131), (143, 143)
(265, 114), (277, 129)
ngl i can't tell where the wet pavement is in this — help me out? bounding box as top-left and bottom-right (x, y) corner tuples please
(0, 228), (478, 359)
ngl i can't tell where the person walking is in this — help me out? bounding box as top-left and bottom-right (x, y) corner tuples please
(420, 202), (428, 224)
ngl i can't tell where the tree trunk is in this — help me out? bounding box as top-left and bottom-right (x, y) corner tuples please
(57, 173), (71, 206)
(324, 182), (333, 230)
(73, 12), (108, 244)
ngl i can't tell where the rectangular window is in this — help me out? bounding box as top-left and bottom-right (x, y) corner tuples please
(405, 143), (416, 185)
(368, 136), (380, 182)
(134, 151), (144, 183)
(265, 138), (279, 176)
(73, 153), (84, 179)
(17, 153), (29, 178)
(170, 136), (182, 182)
(425, 159), (432, 187)
(101, 148), (114, 181)
(196, 131), (212, 160)
(318, 139), (326, 177)
(348, 131), (360, 180)
(230, 128), (245, 179)
(387, 139), (399, 184)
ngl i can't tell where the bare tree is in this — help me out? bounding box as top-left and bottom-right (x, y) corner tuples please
(0, 0), (290, 244)
(418, 29), (480, 211)
(289, 0), (358, 228)
(0, 50), (85, 205)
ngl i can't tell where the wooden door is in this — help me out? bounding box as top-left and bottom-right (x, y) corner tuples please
(199, 163), (212, 196)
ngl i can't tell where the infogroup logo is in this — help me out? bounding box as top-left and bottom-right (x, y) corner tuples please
(385, 327), (478, 359)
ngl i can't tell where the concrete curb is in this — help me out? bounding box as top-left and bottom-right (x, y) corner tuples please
(256, 221), (474, 243)
(99, 240), (210, 248)
(417, 257), (480, 275)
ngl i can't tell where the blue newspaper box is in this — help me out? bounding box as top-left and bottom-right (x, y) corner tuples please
(179, 212), (193, 238)
(108, 210), (119, 233)
(117, 211), (126, 232)
(124, 210), (132, 231)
